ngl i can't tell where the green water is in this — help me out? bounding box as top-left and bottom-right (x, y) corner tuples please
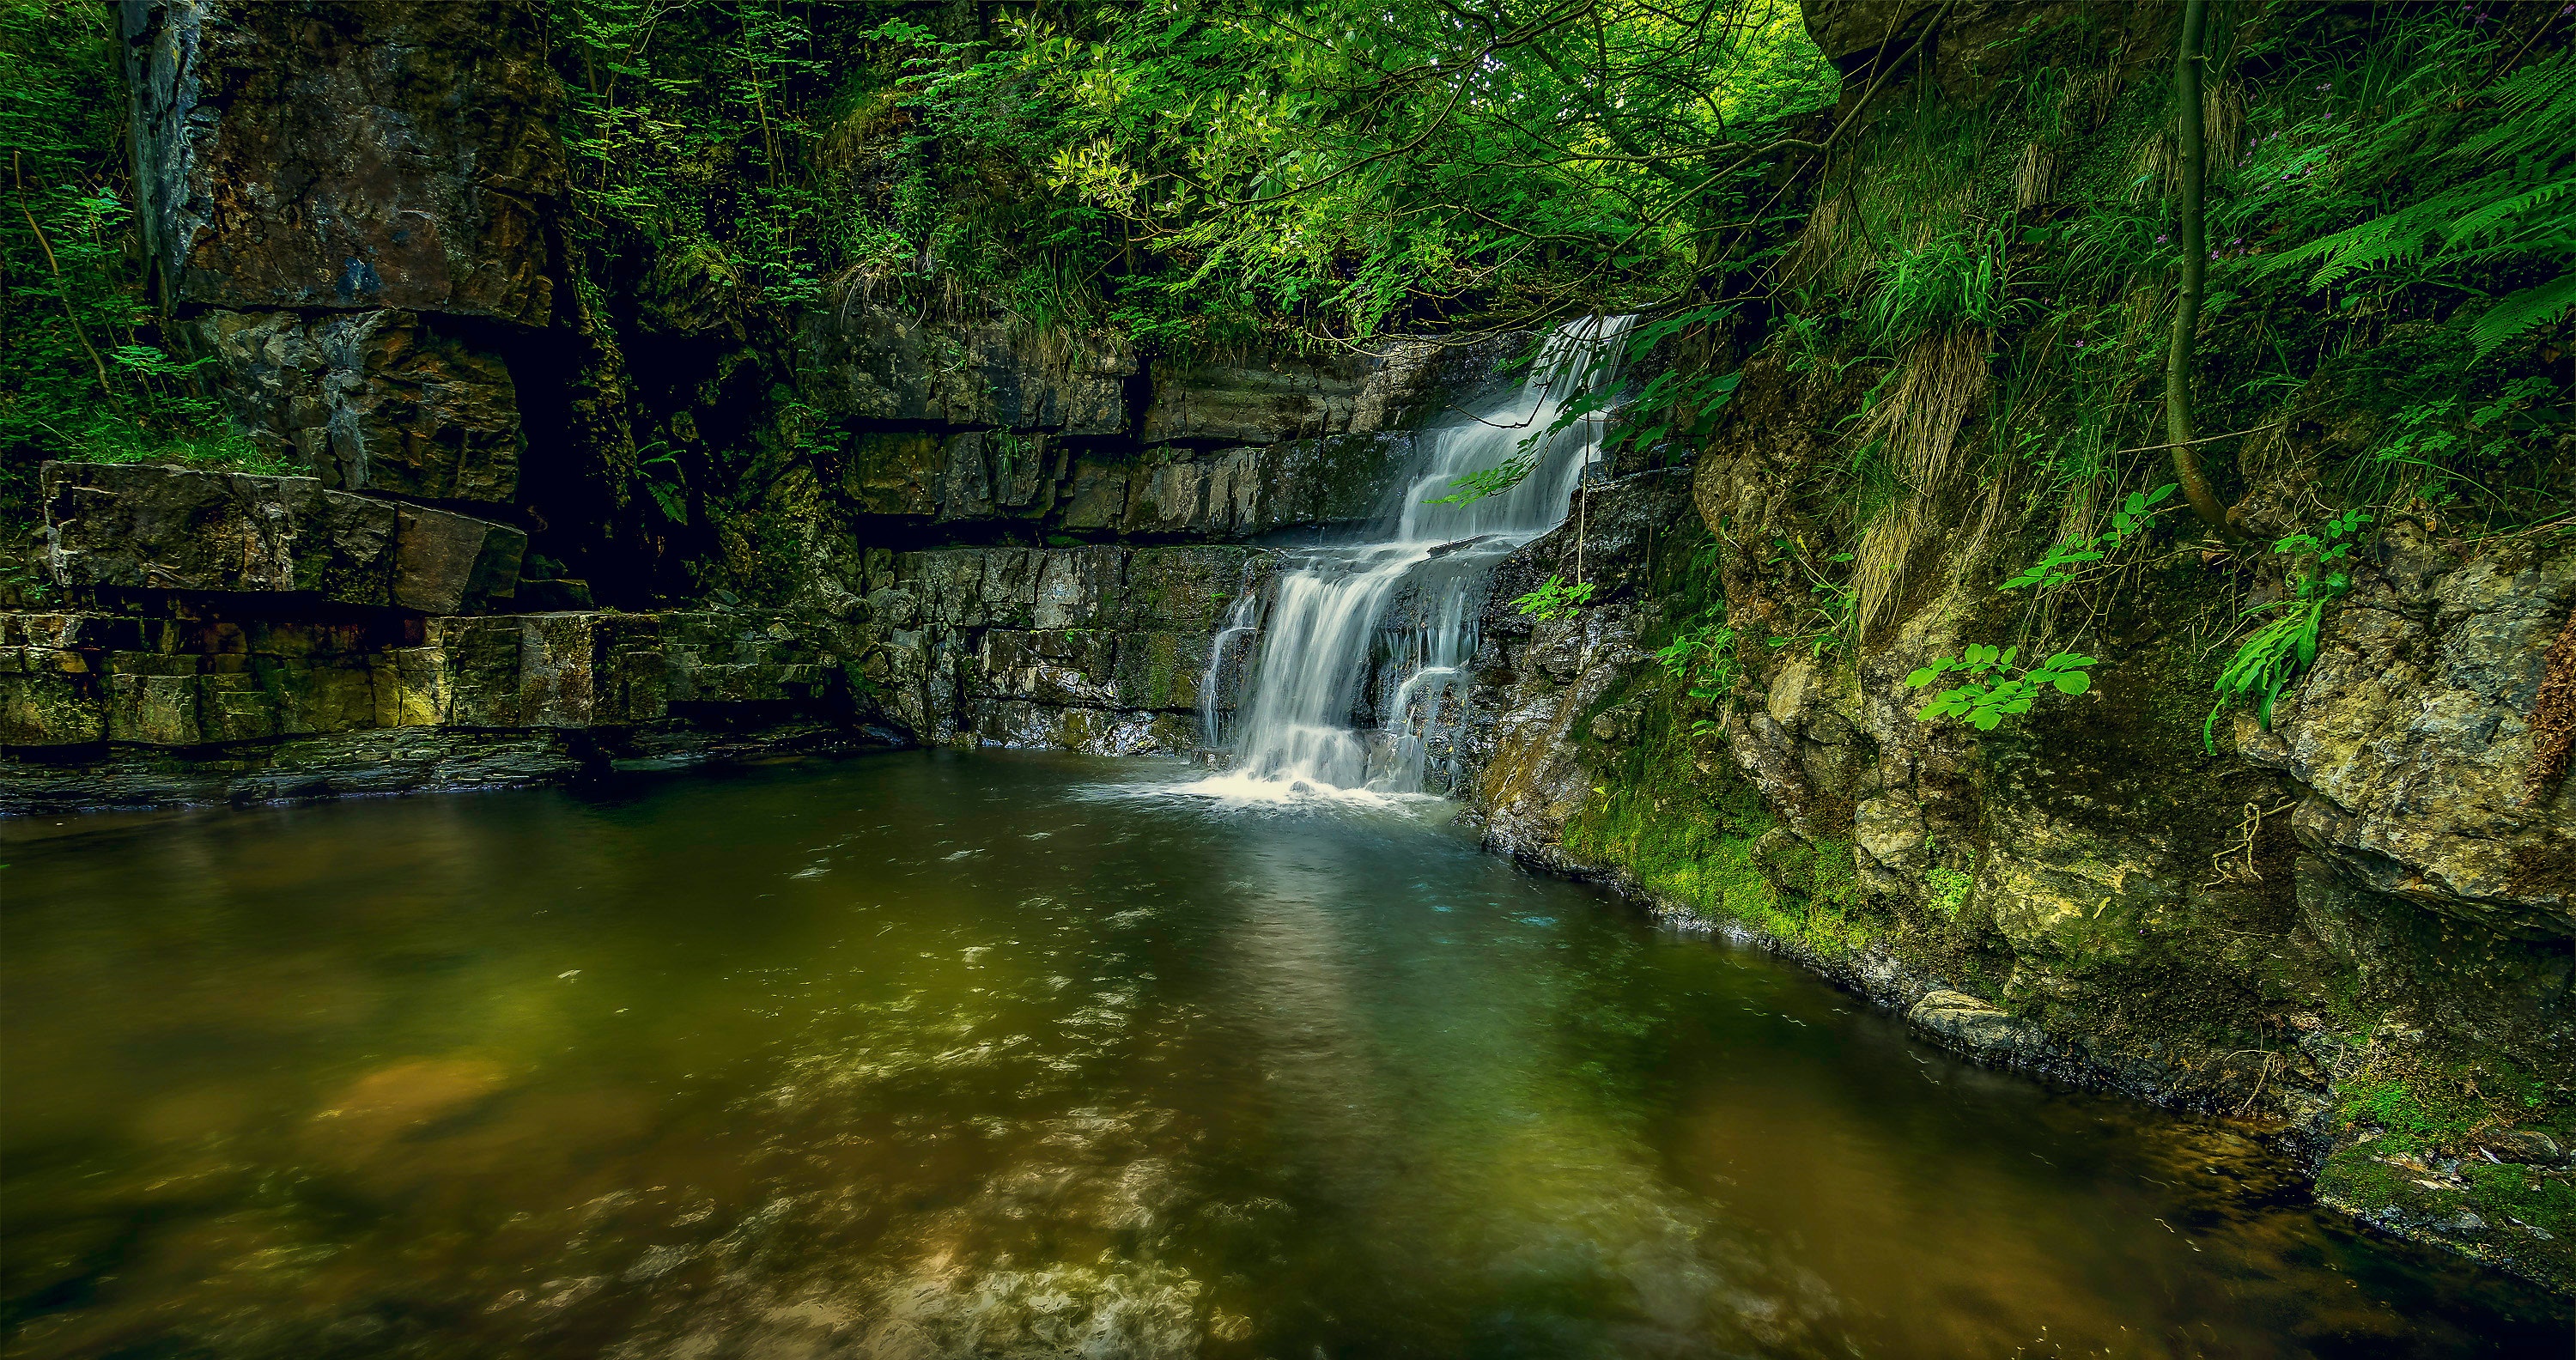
(0, 752), (2562, 1358)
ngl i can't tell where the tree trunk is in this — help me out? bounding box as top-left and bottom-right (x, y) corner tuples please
(2166, 0), (2233, 534)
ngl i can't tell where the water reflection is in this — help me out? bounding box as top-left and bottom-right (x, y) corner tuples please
(1, 752), (2562, 1358)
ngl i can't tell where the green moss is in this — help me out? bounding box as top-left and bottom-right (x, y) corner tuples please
(1923, 865), (1975, 916)
(1558, 685), (1874, 958)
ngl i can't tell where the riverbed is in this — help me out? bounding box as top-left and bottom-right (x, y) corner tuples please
(2, 752), (2562, 1357)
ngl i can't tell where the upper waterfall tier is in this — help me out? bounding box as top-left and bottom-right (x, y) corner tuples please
(1194, 316), (1637, 801)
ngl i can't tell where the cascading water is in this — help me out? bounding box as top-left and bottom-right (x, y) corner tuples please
(1192, 314), (1635, 800)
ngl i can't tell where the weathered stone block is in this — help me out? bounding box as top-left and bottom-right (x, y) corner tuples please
(980, 630), (1118, 707)
(794, 307), (1133, 434)
(835, 431), (948, 518)
(1139, 339), (1437, 446)
(46, 462), (394, 600)
(392, 504), (525, 614)
(122, 0), (566, 325)
(416, 613), (667, 728)
(1113, 631), (1214, 712)
(42, 463), (524, 613)
(189, 308), (523, 502)
(0, 648), (104, 746)
(1121, 547), (1258, 632)
(1033, 548), (1125, 630)
(1061, 460), (1130, 531)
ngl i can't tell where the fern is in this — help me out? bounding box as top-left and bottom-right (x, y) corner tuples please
(2470, 272), (2576, 357)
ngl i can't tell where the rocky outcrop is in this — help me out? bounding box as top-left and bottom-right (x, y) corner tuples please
(0, 603), (854, 811)
(118, 0), (562, 506)
(43, 462), (525, 613)
(796, 307), (1136, 435)
(1141, 341), (1443, 446)
(187, 308), (525, 503)
(823, 425), (1413, 537)
(121, 0), (564, 323)
(859, 543), (1261, 753)
(2243, 531), (2574, 940)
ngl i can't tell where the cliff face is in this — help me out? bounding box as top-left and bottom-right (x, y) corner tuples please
(1459, 0), (2573, 1290)
(1, 0), (1485, 811)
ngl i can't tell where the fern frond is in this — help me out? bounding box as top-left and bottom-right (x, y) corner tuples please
(2470, 272), (2576, 357)
(2265, 208), (2439, 290)
(2440, 176), (2576, 250)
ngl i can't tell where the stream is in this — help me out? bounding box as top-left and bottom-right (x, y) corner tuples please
(2, 752), (2564, 1358)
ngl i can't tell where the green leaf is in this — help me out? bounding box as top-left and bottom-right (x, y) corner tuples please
(2052, 671), (2091, 695)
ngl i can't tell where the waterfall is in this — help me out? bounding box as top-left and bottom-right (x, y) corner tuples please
(1191, 314), (1636, 801)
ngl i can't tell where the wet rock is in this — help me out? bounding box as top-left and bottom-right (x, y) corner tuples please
(2245, 536), (2574, 938)
(1119, 546), (1260, 632)
(122, 0), (565, 324)
(1905, 989), (2040, 1059)
(312, 1055), (510, 1148)
(188, 309), (523, 502)
(979, 630), (1119, 707)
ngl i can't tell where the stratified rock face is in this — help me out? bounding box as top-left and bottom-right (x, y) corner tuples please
(41, 462), (524, 613)
(854, 543), (1262, 752)
(1141, 347), (1425, 446)
(0, 606), (838, 755)
(2245, 531), (2575, 939)
(121, 0), (564, 323)
(188, 309), (523, 502)
(796, 307), (1138, 434)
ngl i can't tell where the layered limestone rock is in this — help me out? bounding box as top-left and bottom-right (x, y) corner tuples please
(0, 604), (853, 811)
(119, 0), (563, 498)
(43, 462), (526, 613)
(796, 307), (1136, 434)
(859, 543), (1261, 753)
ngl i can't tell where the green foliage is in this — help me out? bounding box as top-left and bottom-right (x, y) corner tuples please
(2204, 507), (2371, 750)
(1511, 574), (1595, 622)
(1861, 225), (2014, 351)
(2243, 32), (2576, 355)
(1, 0), (252, 495)
(1652, 616), (1739, 702)
(1906, 645), (2098, 732)
(1923, 865), (1975, 916)
(2000, 483), (2178, 592)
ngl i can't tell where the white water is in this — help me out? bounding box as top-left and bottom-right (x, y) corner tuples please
(1189, 315), (1635, 804)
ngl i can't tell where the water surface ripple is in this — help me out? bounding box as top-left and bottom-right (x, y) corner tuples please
(1, 752), (2561, 1357)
